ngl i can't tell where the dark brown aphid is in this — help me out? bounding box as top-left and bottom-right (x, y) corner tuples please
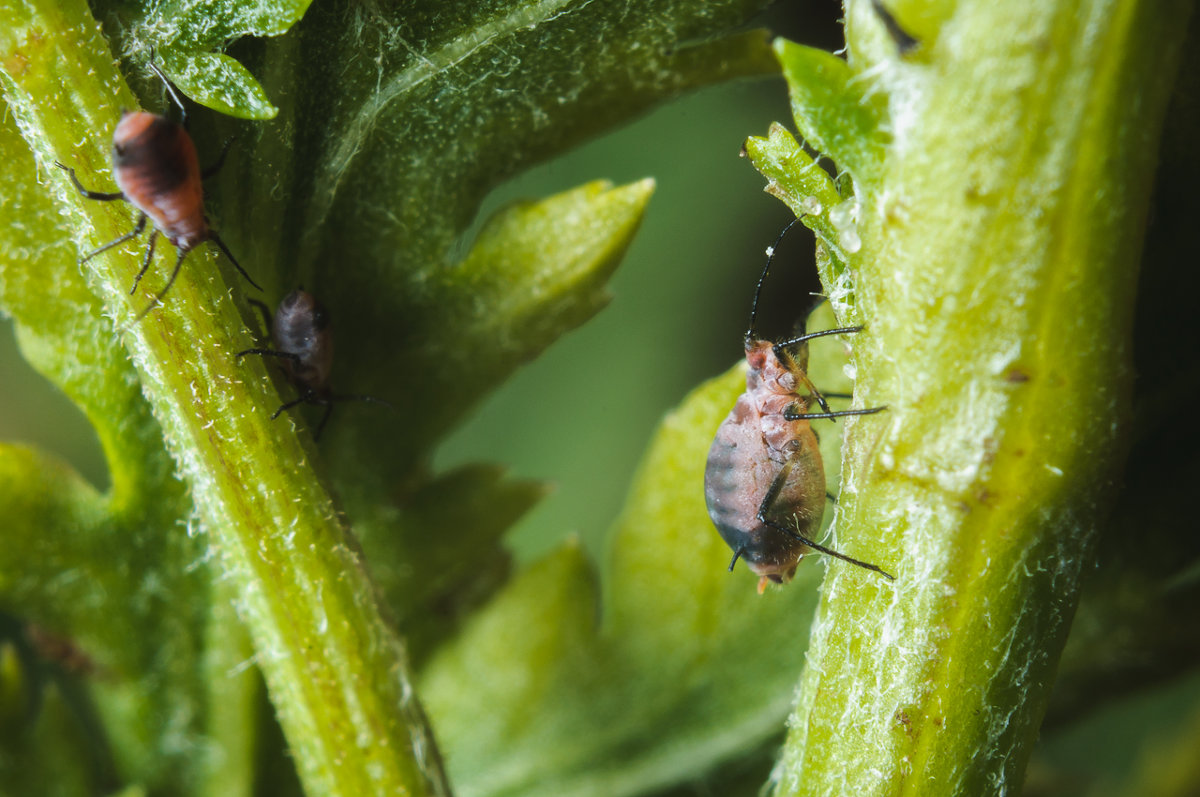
(54, 61), (260, 321)
(704, 220), (893, 592)
(237, 289), (391, 440)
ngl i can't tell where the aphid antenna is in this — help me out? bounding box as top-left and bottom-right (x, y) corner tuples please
(773, 325), (865, 352)
(745, 217), (801, 343)
(146, 55), (189, 128)
(785, 405), (888, 422)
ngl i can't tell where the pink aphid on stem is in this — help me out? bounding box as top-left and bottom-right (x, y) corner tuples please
(703, 219), (893, 592)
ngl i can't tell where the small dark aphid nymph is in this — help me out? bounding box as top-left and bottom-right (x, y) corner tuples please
(704, 219), (893, 593)
(54, 60), (260, 322)
(237, 289), (392, 440)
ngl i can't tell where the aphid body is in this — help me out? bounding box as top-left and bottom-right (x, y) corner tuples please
(111, 110), (207, 251)
(55, 62), (259, 320)
(268, 289), (335, 400)
(238, 289), (389, 440)
(704, 221), (892, 592)
(706, 338), (828, 591)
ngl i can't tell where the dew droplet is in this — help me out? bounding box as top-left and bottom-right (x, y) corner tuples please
(829, 200), (857, 231)
(840, 228), (862, 254)
(800, 196), (823, 216)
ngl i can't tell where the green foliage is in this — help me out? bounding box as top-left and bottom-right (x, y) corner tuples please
(6, 0), (1193, 793)
(0, 0), (786, 793)
(421, 303), (861, 797)
(745, 1), (1194, 794)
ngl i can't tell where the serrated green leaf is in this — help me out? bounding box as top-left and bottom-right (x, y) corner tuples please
(376, 463), (549, 665)
(117, 0), (315, 118)
(422, 306), (874, 797)
(744, 122), (855, 279)
(774, 38), (888, 184)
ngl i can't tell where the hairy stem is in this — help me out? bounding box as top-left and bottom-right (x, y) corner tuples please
(0, 2), (447, 794)
(755, 0), (1192, 793)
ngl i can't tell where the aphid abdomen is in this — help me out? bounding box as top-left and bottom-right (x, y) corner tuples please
(112, 112), (207, 249)
(705, 392), (810, 567)
(704, 397), (768, 547)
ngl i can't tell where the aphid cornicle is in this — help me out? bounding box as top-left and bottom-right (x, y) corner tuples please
(704, 220), (893, 592)
(237, 289), (391, 440)
(54, 61), (260, 321)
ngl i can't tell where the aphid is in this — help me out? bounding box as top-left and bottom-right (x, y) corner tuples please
(704, 219), (893, 592)
(54, 60), (260, 321)
(237, 289), (391, 440)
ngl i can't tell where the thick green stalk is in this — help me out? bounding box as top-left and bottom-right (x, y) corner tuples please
(760, 0), (1190, 793)
(0, 2), (446, 794)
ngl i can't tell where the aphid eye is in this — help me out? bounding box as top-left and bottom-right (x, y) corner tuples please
(311, 308), (329, 328)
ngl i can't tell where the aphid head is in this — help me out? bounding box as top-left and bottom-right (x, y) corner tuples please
(727, 534), (808, 593)
(278, 289), (330, 331)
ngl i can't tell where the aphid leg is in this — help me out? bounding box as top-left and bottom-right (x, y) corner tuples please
(758, 454), (895, 580)
(147, 58), (189, 128)
(201, 137), (236, 180)
(209, 232), (263, 291)
(78, 214), (148, 265)
(235, 348), (302, 363)
(132, 246), (187, 322)
(269, 391), (316, 420)
(246, 299), (274, 336)
(869, 0), (920, 54)
(55, 162), (125, 201)
(795, 369), (834, 416)
(129, 229), (159, 295)
(826, 492), (838, 504)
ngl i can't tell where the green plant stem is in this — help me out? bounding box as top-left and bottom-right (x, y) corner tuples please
(0, 2), (447, 794)
(757, 0), (1191, 793)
